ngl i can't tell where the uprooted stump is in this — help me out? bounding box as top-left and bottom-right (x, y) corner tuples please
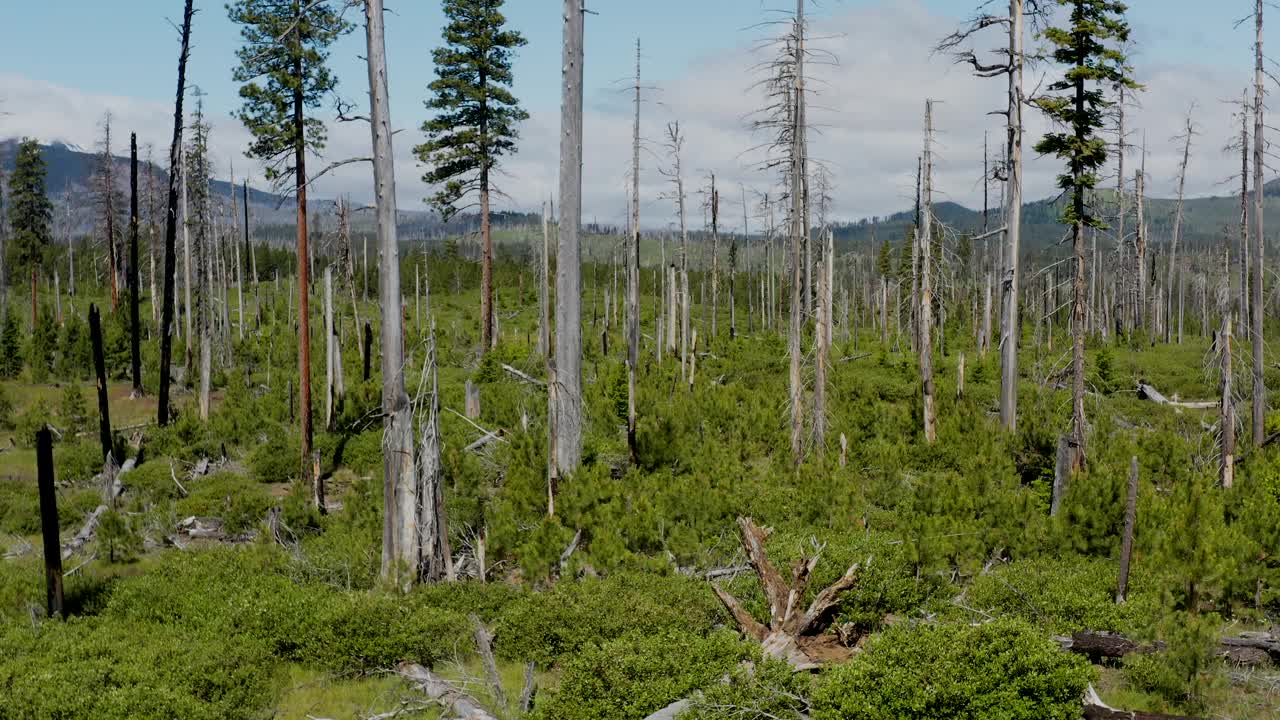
(710, 516), (863, 671)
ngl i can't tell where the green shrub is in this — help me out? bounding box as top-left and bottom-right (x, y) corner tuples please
(683, 656), (811, 720)
(0, 617), (278, 720)
(56, 440), (104, 484)
(248, 427), (299, 484)
(530, 628), (750, 720)
(495, 572), (724, 667)
(811, 619), (1095, 720)
(173, 471), (273, 534)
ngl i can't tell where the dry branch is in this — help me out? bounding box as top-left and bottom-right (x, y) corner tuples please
(395, 662), (499, 720)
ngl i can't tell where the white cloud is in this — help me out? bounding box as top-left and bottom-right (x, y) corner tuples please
(0, 0), (1253, 231)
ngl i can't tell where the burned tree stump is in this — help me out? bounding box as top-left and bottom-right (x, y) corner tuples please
(710, 516), (863, 670)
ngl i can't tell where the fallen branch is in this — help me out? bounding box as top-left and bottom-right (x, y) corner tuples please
(1062, 629), (1279, 666)
(642, 699), (692, 720)
(62, 454), (136, 560)
(558, 528), (583, 572)
(395, 662), (499, 720)
(838, 353), (872, 363)
(470, 614), (507, 711)
(502, 364), (546, 387)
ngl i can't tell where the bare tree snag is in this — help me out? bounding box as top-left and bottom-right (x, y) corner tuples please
(553, 0), (585, 475)
(36, 427), (64, 619)
(1116, 456), (1138, 603)
(711, 517), (862, 670)
(157, 0), (194, 427)
(1221, 314), (1236, 489)
(90, 304), (113, 463)
(788, 0), (808, 463)
(128, 134), (142, 396)
(418, 320), (452, 583)
(1254, 0), (1267, 447)
(364, 0), (418, 584)
(920, 101), (937, 444)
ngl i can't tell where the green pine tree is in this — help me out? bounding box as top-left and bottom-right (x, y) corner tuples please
(7, 138), (52, 328)
(877, 236), (893, 279)
(1033, 0), (1138, 231)
(0, 308), (21, 378)
(230, 0), (351, 489)
(415, 0), (528, 356)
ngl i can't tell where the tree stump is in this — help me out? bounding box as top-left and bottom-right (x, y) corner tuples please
(710, 516), (863, 670)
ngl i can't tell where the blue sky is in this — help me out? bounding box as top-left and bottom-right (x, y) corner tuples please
(0, 1), (1264, 222)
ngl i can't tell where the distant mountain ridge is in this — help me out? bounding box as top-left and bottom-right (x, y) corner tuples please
(4, 137), (1277, 256)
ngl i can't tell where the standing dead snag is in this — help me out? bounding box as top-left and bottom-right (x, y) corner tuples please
(710, 517), (863, 670)
(919, 101), (937, 445)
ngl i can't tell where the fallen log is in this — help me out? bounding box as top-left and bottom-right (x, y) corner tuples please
(502, 363), (546, 387)
(61, 454), (136, 560)
(1136, 383), (1216, 410)
(395, 662), (499, 720)
(1082, 684), (1205, 720)
(642, 699), (691, 720)
(1062, 630), (1277, 666)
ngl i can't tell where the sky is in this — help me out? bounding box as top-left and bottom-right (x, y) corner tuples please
(0, 0), (1265, 229)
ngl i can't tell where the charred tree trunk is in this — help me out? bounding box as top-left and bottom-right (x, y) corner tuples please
(157, 0), (193, 427)
(36, 428), (64, 619)
(90, 304), (112, 463)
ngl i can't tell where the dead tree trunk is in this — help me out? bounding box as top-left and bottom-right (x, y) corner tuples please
(710, 517), (863, 670)
(1116, 456), (1138, 603)
(627, 39), (641, 465)
(90, 304), (112, 463)
(365, 0), (416, 582)
(998, 0), (1025, 432)
(157, 0), (193, 427)
(1221, 313), (1236, 489)
(920, 101), (937, 444)
(418, 320), (452, 582)
(128, 134), (143, 397)
(1254, 0), (1267, 447)
(553, 0), (585, 476)
(1167, 116), (1192, 344)
(814, 229), (830, 456)
(788, 0), (808, 463)
(324, 265), (335, 430)
(36, 427), (64, 619)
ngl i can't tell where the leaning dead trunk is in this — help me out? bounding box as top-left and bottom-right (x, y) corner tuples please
(1115, 456), (1138, 603)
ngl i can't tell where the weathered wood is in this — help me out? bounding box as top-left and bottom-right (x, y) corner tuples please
(1116, 456), (1138, 603)
(396, 662), (499, 720)
(502, 363), (546, 387)
(642, 699), (691, 720)
(470, 614), (507, 711)
(465, 380), (481, 419)
(36, 427), (64, 619)
(711, 516), (862, 669)
(1137, 383), (1216, 410)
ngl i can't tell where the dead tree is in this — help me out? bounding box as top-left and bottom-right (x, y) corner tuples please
(89, 304), (112, 463)
(920, 101), (937, 444)
(550, 0), (585, 477)
(627, 38), (642, 465)
(128, 134), (143, 397)
(1167, 113), (1194, 344)
(710, 517), (863, 670)
(36, 427), (64, 619)
(364, 0), (417, 582)
(95, 114), (121, 312)
(418, 320), (452, 582)
(1253, 0), (1266, 447)
(814, 229), (830, 455)
(788, 0), (808, 462)
(938, 1), (1029, 432)
(1116, 456), (1138, 603)
(1221, 314), (1235, 489)
(157, 0), (194, 427)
